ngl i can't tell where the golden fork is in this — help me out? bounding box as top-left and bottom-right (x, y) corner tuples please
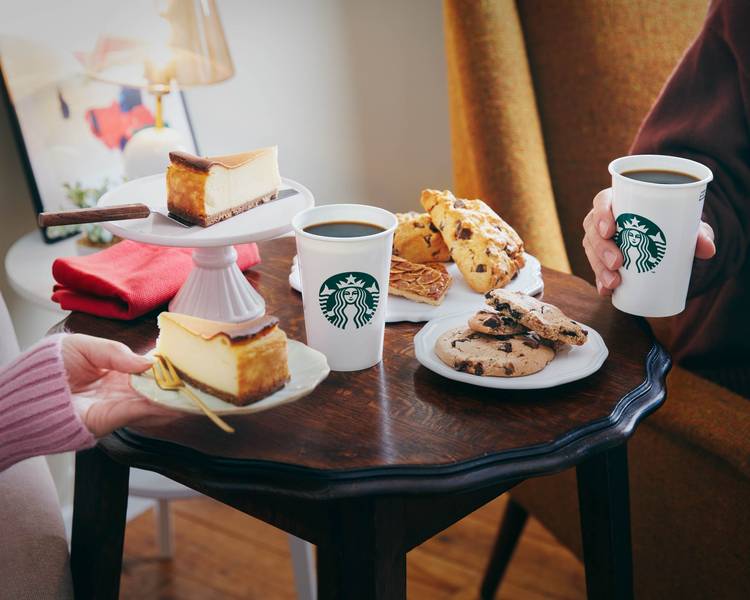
(152, 354), (235, 433)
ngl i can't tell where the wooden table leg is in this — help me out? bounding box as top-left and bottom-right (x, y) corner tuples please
(70, 446), (130, 600)
(576, 443), (634, 600)
(317, 497), (406, 600)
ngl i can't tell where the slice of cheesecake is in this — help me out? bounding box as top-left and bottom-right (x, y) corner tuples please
(155, 312), (290, 406)
(166, 146), (282, 226)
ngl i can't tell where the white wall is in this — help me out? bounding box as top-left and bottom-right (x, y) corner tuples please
(188, 0), (452, 212)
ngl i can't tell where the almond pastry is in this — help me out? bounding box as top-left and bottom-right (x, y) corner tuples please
(389, 255), (452, 305)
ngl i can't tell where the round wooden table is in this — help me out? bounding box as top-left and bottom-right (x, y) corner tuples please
(64, 237), (669, 600)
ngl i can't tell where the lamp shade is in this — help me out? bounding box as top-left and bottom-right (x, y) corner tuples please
(82, 0), (233, 93)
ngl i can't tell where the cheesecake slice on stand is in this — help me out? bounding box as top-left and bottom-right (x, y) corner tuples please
(166, 146), (282, 226)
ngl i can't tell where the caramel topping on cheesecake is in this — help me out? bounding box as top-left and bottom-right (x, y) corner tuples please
(159, 312), (279, 343)
(169, 149), (273, 173)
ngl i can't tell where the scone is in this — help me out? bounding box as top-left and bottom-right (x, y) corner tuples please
(393, 211), (451, 263)
(389, 256), (452, 305)
(420, 189), (525, 292)
(468, 310), (528, 336)
(435, 327), (555, 377)
(484, 290), (588, 345)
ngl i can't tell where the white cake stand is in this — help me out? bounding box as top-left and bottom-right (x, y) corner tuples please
(97, 174), (314, 322)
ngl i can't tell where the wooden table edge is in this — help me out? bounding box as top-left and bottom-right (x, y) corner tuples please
(94, 342), (670, 500)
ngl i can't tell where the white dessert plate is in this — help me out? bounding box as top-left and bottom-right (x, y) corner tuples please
(98, 175), (314, 247)
(289, 253), (544, 323)
(130, 340), (330, 416)
(413, 311), (608, 390)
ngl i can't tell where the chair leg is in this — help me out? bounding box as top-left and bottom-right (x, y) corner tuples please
(480, 498), (529, 600)
(155, 499), (173, 559)
(288, 534), (316, 600)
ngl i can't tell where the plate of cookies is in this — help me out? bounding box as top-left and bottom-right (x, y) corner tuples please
(290, 189), (544, 323)
(414, 290), (608, 389)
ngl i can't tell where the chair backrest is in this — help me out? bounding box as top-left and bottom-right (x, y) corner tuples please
(445, 0), (707, 278)
(0, 293), (20, 365)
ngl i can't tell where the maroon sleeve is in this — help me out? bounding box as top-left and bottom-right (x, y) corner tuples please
(630, 0), (750, 296)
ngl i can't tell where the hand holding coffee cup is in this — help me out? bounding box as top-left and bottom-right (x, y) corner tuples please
(583, 192), (716, 295)
(582, 154), (714, 317)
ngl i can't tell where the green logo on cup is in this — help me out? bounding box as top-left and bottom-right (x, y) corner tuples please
(614, 213), (666, 273)
(319, 272), (380, 329)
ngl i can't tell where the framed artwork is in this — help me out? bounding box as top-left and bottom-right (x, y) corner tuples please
(0, 8), (199, 243)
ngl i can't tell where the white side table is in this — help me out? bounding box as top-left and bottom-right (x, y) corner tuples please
(5, 231), (78, 311)
(4, 231), (198, 557)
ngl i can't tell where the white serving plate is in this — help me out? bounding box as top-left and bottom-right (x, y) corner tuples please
(99, 174), (314, 247)
(289, 253), (543, 323)
(413, 311), (608, 390)
(130, 340), (329, 416)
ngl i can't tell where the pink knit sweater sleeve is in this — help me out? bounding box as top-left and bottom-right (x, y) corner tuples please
(0, 334), (95, 471)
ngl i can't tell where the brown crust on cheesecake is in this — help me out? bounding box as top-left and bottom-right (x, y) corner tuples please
(169, 151), (215, 173)
(174, 365), (289, 406)
(216, 316), (278, 342)
(168, 190), (278, 227)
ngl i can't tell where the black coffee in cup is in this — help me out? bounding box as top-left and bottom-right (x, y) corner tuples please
(621, 169), (700, 184)
(303, 221), (385, 238)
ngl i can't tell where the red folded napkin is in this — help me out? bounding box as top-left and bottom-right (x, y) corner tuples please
(52, 240), (261, 320)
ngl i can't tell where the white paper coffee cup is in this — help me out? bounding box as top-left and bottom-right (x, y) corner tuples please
(291, 204), (397, 371)
(608, 154), (712, 317)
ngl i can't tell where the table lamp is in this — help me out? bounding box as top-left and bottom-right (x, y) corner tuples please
(83, 0), (234, 179)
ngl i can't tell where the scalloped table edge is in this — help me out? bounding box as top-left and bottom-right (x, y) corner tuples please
(101, 342), (671, 500)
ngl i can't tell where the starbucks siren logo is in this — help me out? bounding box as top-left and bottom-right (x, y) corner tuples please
(318, 272), (380, 329)
(614, 213), (666, 273)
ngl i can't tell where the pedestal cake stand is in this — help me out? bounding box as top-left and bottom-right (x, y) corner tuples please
(98, 174), (314, 322)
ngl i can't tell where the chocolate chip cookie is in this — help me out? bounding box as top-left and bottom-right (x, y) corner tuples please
(468, 310), (528, 336)
(484, 290), (588, 345)
(435, 327), (555, 377)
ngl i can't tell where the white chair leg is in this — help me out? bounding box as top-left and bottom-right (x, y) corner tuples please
(155, 499), (173, 559)
(287, 534), (316, 600)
